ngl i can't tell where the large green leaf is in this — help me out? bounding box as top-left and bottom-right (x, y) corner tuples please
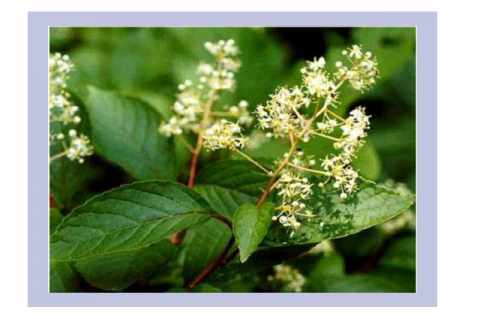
(265, 182), (415, 246)
(75, 240), (176, 291)
(50, 181), (212, 261)
(85, 86), (177, 180)
(233, 203), (275, 262)
(194, 160), (269, 220)
(50, 262), (82, 292)
(181, 218), (232, 283)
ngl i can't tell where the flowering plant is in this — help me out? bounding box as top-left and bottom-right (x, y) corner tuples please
(49, 28), (416, 293)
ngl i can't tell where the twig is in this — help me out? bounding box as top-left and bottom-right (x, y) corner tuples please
(188, 236), (236, 289)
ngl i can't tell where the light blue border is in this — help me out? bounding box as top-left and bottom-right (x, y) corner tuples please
(29, 12), (437, 307)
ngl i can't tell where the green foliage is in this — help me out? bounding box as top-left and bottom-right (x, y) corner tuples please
(50, 181), (212, 261)
(233, 203), (275, 262)
(265, 182), (415, 246)
(169, 284), (222, 293)
(195, 160), (269, 220)
(85, 86), (178, 180)
(49, 209), (63, 235)
(180, 218), (232, 283)
(75, 240), (176, 291)
(378, 235), (416, 272)
(49, 27), (416, 293)
(50, 262), (82, 292)
(207, 244), (315, 288)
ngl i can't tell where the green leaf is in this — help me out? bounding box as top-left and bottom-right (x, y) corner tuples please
(50, 93), (93, 211)
(50, 209), (64, 236)
(50, 181), (212, 261)
(320, 272), (414, 292)
(233, 203), (275, 262)
(194, 160), (269, 220)
(85, 86), (177, 180)
(181, 218), (232, 283)
(377, 235), (416, 272)
(75, 240), (176, 291)
(50, 262), (82, 292)
(265, 182), (415, 246)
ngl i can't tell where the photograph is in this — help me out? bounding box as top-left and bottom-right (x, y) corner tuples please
(48, 26), (416, 293)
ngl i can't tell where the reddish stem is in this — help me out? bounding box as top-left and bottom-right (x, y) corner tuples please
(187, 236), (236, 289)
(187, 151), (200, 188)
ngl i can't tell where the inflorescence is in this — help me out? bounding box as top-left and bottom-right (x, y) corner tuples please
(159, 39), (252, 142)
(49, 53), (93, 163)
(159, 42), (379, 234)
(267, 264), (306, 293)
(201, 43), (379, 234)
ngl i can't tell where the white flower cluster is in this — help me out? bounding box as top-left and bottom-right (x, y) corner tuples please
(159, 84), (203, 136)
(273, 171), (314, 231)
(65, 130), (94, 164)
(318, 107), (370, 198)
(201, 39), (241, 91)
(301, 57), (338, 106)
(267, 264), (306, 293)
(49, 53), (93, 164)
(49, 53), (81, 125)
(159, 39), (251, 139)
(254, 87), (306, 138)
(203, 120), (248, 151)
(320, 155), (359, 199)
(251, 46), (378, 232)
(336, 107), (370, 157)
(335, 44), (380, 92)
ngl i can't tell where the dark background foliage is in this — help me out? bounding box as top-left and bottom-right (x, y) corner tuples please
(50, 27), (416, 292)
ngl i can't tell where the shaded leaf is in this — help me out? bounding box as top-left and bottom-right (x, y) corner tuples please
(75, 240), (176, 291)
(50, 209), (64, 236)
(320, 272), (414, 292)
(85, 86), (177, 180)
(50, 181), (212, 261)
(50, 262), (82, 292)
(181, 218), (232, 283)
(233, 203), (275, 262)
(378, 235), (416, 272)
(195, 160), (269, 220)
(207, 244), (314, 287)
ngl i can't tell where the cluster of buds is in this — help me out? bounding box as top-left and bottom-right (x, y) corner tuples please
(335, 44), (380, 92)
(267, 264), (306, 293)
(49, 53), (93, 164)
(202, 120), (247, 151)
(159, 39), (252, 139)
